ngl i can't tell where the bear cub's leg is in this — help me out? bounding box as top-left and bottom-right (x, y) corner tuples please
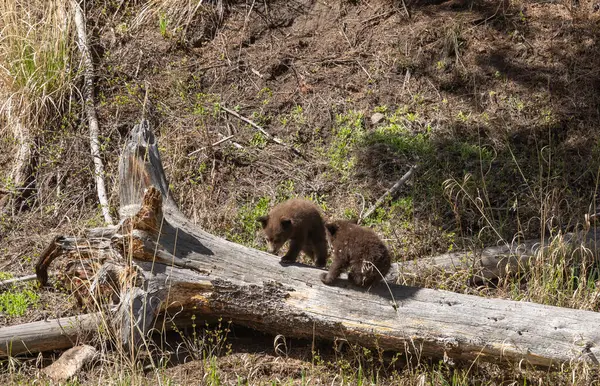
(281, 237), (303, 264)
(320, 257), (347, 285)
(312, 238), (328, 268)
(347, 269), (376, 288)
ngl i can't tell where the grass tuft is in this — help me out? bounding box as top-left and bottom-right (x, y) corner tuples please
(0, 0), (75, 126)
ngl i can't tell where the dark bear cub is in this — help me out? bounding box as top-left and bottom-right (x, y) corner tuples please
(258, 199), (328, 267)
(321, 220), (391, 287)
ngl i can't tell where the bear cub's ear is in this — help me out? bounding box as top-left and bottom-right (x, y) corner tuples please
(257, 215), (269, 228)
(280, 218), (292, 229)
(325, 222), (339, 237)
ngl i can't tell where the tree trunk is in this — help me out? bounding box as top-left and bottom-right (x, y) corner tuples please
(26, 120), (600, 368)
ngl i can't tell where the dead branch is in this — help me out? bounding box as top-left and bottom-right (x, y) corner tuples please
(188, 135), (235, 157)
(390, 229), (600, 284)
(0, 274), (37, 288)
(361, 164), (418, 222)
(72, 0), (113, 225)
(0, 313), (101, 357)
(220, 105), (305, 159)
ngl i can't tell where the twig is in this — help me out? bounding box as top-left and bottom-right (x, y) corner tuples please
(399, 0), (411, 19)
(220, 105), (306, 159)
(0, 274), (37, 288)
(141, 81), (150, 120)
(73, 0), (113, 225)
(361, 165), (418, 221)
(188, 135), (235, 156)
(219, 132), (243, 149)
(402, 69), (411, 91)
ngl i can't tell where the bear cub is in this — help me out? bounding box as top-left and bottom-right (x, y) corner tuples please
(258, 199), (328, 267)
(321, 220), (391, 287)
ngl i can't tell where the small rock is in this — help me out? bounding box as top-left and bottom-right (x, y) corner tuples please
(371, 112), (385, 126)
(42, 345), (97, 382)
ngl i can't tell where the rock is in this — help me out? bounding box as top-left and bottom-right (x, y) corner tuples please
(371, 112), (385, 126)
(42, 345), (97, 382)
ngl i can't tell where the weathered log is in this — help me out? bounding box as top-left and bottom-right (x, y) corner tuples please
(389, 230), (600, 284)
(29, 120), (600, 368)
(0, 313), (100, 356)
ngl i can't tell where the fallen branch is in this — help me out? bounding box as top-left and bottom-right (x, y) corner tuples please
(220, 105), (305, 159)
(0, 274), (37, 288)
(73, 0), (113, 225)
(361, 164), (418, 221)
(188, 135), (235, 157)
(219, 132), (244, 149)
(390, 229), (600, 284)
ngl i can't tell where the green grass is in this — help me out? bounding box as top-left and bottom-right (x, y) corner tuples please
(326, 110), (365, 178)
(158, 12), (170, 37)
(0, 285), (39, 318)
(227, 196), (271, 248)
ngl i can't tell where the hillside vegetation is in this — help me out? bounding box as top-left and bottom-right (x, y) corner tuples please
(1, 0), (600, 384)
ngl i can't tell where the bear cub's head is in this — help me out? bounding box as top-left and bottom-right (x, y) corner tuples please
(325, 219), (357, 241)
(258, 215), (293, 254)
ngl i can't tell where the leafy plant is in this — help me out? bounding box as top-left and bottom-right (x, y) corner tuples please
(0, 286), (39, 317)
(227, 196), (270, 247)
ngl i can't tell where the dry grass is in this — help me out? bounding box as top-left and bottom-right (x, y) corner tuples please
(132, 0), (225, 43)
(0, 0), (75, 126)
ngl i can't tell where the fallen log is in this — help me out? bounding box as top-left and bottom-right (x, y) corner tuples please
(25, 119), (600, 368)
(389, 230), (600, 284)
(0, 313), (100, 356)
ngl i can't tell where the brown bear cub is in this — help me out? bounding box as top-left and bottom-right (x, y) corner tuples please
(321, 220), (391, 287)
(258, 199), (328, 267)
